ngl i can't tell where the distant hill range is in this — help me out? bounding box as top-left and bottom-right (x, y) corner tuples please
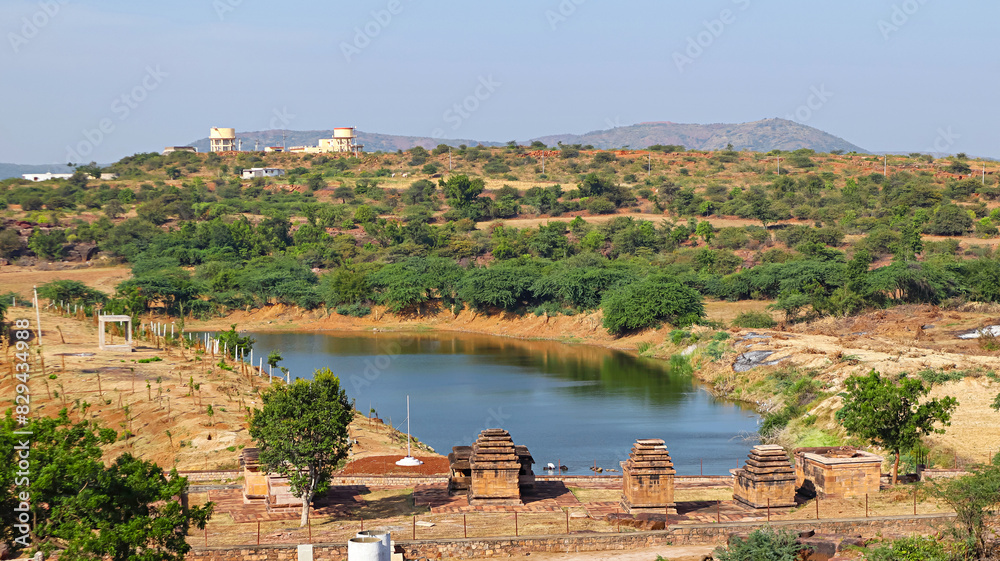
(0, 163), (74, 181)
(530, 119), (867, 153)
(186, 118), (866, 155)
(0, 119), (867, 179)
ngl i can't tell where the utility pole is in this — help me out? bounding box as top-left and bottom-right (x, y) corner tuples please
(884, 154), (887, 177)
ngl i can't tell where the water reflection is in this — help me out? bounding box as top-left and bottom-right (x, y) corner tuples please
(249, 331), (759, 475)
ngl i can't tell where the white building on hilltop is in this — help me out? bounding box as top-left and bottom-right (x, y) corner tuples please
(241, 167), (285, 179)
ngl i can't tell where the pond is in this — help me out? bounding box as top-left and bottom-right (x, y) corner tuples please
(248, 331), (759, 475)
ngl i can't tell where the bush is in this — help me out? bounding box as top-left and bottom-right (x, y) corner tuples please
(586, 197), (616, 214)
(714, 527), (804, 561)
(601, 276), (704, 336)
(731, 311), (777, 329)
(862, 535), (953, 561)
(335, 303), (371, 317)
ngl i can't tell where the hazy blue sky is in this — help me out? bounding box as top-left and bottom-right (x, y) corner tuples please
(1, 0), (996, 163)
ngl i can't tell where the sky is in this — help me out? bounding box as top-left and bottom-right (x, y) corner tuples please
(0, 0), (997, 164)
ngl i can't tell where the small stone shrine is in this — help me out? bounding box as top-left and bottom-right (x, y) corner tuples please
(732, 444), (796, 509)
(621, 439), (676, 514)
(447, 446), (473, 495)
(794, 446), (884, 498)
(467, 429), (526, 506)
(449, 432), (536, 500)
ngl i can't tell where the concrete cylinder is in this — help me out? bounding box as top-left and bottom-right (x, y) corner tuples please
(348, 537), (382, 561)
(357, 530), (391, 561)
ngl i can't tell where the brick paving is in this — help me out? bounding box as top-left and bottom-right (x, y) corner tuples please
(209, 486), (367, 522)
(208, 476), (779, 525)
(415, 481), (581, 513)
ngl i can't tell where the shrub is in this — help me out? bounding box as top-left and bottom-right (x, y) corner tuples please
(586, 197), (616, 214)
(714, 527), (804, 561)
(601, 276), (704, 336)
(862, 535), (953, 561)
(731, 311), (776, 329)
(335, 303), (371, 317)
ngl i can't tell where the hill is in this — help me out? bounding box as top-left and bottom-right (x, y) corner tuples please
(530, 118), (867, 153)
(185, 118), (865, 155)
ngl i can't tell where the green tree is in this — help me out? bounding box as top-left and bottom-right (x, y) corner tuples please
(28, 228), (66, 260)
(333, 185), (355, 204)
(694, 220), (715, 243)
(439, 174), (485, 217)
(928, 465), (1000, 558)
(216, 324), (254, 359)
(249, 368), (353, 527)
(836, 370), (958, 484)
(601, 275), (704, 336)
(267, 350), (283, 369)
(0, 412), (213, 559)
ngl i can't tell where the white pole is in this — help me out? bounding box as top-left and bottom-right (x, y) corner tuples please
(285, 370), (290, 384)
(406, 395), (412, 458)
(33, 286), (42, 345)
(258, 357), (262, 376)
(249, 349), (253, 367)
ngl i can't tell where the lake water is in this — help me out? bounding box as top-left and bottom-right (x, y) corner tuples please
(248, 331), (759, 475)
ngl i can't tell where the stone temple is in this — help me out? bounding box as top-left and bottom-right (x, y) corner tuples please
(732, 444), (796, 509)
(620, 439), (676, 514)
(448, 429), (535, 506)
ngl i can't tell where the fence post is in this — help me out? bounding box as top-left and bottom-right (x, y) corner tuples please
(865, 493), (869, 518)
(716, 501), (720, 523)
(767, 498), (770, 522)
(913, 485), (917, 515)
(565, 509), (569, 533)
(308, 516), (312, 543)
(204, 527), (207, 547)
(464, 514), (467, 538)
(815, 497), (819, 519)
(515, 512), (518, 537)
(257, 521), (260, 545)
(413, 515), (416, 540)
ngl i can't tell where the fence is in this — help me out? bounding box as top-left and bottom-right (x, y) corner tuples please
(189, 480), (963, 550)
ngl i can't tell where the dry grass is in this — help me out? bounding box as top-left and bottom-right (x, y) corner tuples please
(568, 487), (619, 503)
(0, 264), (131, 299)
(674, 486), (733, 502)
